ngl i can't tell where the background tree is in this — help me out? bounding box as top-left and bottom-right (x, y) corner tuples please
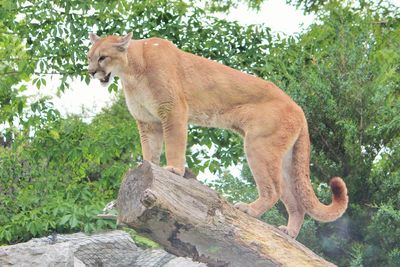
(0, 0), (399, 266)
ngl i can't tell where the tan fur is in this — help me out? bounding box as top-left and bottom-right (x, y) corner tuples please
(88, 33), (349, 238)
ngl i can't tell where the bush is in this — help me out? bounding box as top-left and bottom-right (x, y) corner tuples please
(0, 97), (141, 244)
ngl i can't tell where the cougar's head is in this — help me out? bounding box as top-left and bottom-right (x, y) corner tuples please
(87, 32), (132, 87)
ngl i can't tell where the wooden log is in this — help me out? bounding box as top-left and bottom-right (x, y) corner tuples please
(117, 161), (335, 267)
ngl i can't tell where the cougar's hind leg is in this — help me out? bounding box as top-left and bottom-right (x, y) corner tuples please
(235, 132), (288, 218)
(276, 147), (305, 238)
(280, 190), (305, 238)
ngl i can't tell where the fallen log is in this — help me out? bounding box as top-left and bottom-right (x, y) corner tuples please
(117, 161), (335, 267)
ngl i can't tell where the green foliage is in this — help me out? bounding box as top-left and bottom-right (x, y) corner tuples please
(364, 205), (400, 266)
(0, 96), (140, 244)
(285, 0), (399, 14)
(0, 20), (33, 145)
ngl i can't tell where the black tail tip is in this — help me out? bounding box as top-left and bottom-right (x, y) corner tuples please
(330, 177), (347, 197)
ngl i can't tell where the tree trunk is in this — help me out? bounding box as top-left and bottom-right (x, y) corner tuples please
(117, 161), (335, 267)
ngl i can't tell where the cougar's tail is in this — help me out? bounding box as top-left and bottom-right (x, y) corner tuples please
(292, 126), (348, 222)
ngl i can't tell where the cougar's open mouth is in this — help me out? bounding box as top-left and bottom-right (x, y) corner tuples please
(100, 72), (111, 83)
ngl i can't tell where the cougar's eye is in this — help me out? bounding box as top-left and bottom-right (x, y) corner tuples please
(98, 56), (106, 62)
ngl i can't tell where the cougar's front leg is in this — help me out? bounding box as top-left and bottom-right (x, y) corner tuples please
(158, 102), (188, 176)
(137, 120), (163, 165)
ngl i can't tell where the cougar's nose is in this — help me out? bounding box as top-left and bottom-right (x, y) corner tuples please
(89, 70), (96, 77)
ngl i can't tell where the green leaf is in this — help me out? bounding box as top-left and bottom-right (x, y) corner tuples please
(59, 214), (72, 226)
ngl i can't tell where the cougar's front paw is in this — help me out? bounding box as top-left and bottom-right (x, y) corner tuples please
(234, 202), (260, 218)
(164, 166), (185, 176)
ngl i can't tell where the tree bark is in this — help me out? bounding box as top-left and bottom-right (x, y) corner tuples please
(117, 161), (335, 267)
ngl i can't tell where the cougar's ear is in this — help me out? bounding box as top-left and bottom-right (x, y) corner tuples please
(89, 32), (100, 44)
(114, 32), (133, 51)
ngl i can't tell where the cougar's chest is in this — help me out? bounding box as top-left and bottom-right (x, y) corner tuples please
(122, 79), (159, 122)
